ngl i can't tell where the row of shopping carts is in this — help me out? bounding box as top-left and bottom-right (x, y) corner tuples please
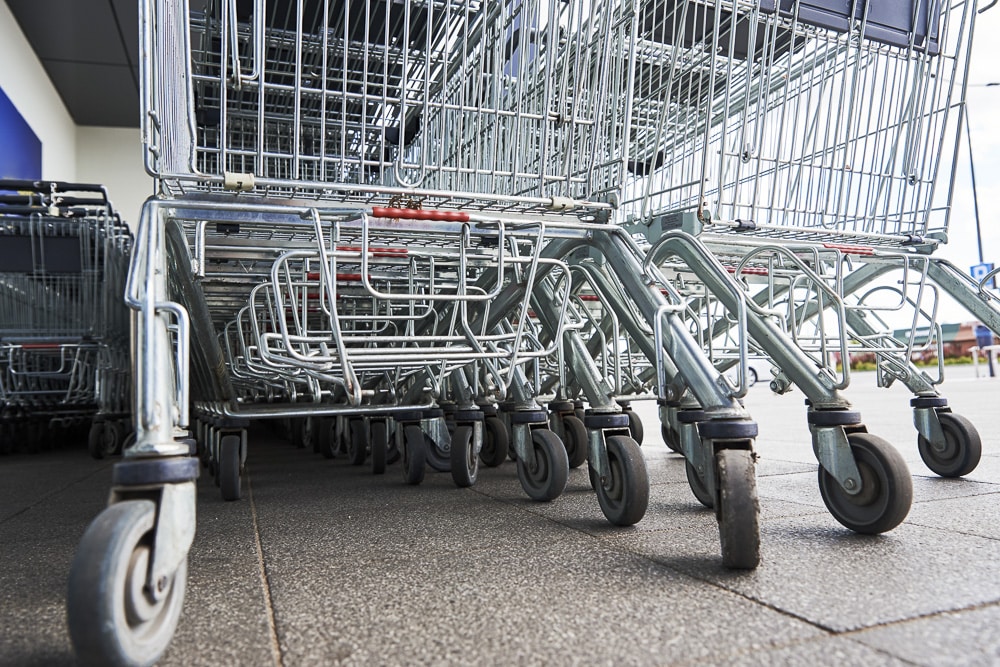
(0, 180), (133, 458)
(66, 0), (1000, 665)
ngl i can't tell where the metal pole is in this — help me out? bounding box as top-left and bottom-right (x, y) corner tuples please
(965, 106), (986, 264)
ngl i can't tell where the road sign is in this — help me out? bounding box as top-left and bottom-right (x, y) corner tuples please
(970, 262), (996, 288)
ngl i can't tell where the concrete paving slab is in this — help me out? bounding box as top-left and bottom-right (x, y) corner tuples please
(0, 451), (111, 523)
(0, 454), (110, 666)
(610, 512), (1000, 633)
(159, 476), (276, 667)
(706, 636), (911, 666)
(850, 603), (1000, 667)
(906, 490), (1000, 541)
(258, 523), (823, 667)
(2, 367), (1000, 666)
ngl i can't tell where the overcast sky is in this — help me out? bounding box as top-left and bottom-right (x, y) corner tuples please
(934, 2), (1000, 322)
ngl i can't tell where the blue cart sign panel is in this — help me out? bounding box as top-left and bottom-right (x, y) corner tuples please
(970, 262), (996, 288)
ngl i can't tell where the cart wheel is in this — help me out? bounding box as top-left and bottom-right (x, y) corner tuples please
(67, 500), (187, 667)
(386, 423), (401, 466)
(370, 420), (388, 475)
(424, 436), (451, 473)
(685, 460), (714, 508)
(108, 421), (124, 452)
(716, 448), (760, 569)
(479, 416), (508, 467)
(561, 415), (589, 469)
(917, 412), (982, 478)
(595, 435), (649, 526)
(319, 419), (337, 459)
(88, 422), (118, 460)
(624, 409), (644, 446)
(450, 425), (477, 488)
(402, 425), (426, 486)
(348, 419), (367, 466)
(661, 423), (681, 453)
(298, 417), (315, 450)
(220, 434), (242, 501)
(818, 432), (912, 534)
(313, 418), (327, 454)
(120, 431), (136, 456)
(517, 429), (569, 502)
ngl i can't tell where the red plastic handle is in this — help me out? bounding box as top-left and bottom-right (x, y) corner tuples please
(372, 207), (470, 222)
(822, 243), (875, 256)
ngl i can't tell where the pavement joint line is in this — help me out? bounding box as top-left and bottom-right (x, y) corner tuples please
(910, 488), (1000, 503)
(0, 463), (111, 526)
(670, 635), (923, 667)
(897, 519), (1000, 542)
(910, 477), (1000, 489)
(467, 485), (777, 596)
(840, 597), (1000, 637)
(469, 484), (921, 640)
(247, 467), (285, 667)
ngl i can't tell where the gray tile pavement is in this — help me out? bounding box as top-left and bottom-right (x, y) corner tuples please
(1, 367), (998, 666)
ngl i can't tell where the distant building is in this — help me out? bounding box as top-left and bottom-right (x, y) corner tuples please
(888, 322), (996, 361)
(832, 322), (997, 367)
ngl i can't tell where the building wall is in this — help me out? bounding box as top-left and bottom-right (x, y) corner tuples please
(2, 5), (154, 229)
(76, 127), (154, 230)
(0, 2), (76, 180)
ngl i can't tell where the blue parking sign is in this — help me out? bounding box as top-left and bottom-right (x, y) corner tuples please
(971, 262), (996, 288)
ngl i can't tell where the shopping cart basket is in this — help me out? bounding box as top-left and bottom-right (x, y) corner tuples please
(0, 180), (132, 457)
(624, 0), (996, 485)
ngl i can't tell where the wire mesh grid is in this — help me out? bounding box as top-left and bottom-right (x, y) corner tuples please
(145, 0), (630, 212)
(621, 0), (974, 244)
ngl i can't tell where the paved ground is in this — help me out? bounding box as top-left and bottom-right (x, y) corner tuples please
(1, 365), (999, 666)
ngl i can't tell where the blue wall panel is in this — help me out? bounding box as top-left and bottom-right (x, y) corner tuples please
(0, 87), (42, 180)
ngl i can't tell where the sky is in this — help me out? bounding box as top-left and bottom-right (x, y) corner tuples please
(933, 1), (1000, 323)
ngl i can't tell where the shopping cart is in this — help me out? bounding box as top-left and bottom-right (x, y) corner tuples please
(67, 2), (766, 664)
(0, 180), (133, 457)
(623, 0), (990, 528)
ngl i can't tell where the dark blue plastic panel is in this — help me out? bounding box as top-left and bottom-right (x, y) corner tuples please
(760, 0), (941, 53)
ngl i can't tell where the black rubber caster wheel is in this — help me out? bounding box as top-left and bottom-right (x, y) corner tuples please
(716, 448), (760, 569)
(685, 459), (714, 509)
(88, 422), (119, 460)
(624, 409), (644, 446)
(220, 434), (242, 501)
(661, 423), (681, 453)
(319, 419), (337, 459)
(479, 416), (509, 467)
(370, 420), (388, 475)
(348, 419), (367, 466)
(818, 432), (912, 534)
(595, 435), (649, 526)
(402, 425), (426, 485)
(561, 415), (589, 469)
(516, 429), (569, 502)
(450, 424), (477, 488)
(917, 412), (982, 478)
(67, 500), (187, 667)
